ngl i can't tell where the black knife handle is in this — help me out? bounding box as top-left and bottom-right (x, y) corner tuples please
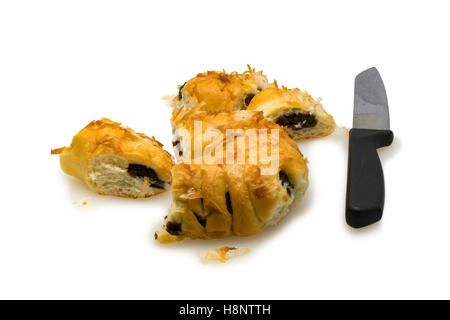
(346, 128), (394, 228)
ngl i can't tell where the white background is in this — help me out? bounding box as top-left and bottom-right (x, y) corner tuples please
(1, 0), (449, 299)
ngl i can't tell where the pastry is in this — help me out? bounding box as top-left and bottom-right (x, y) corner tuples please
(51, 118), (174, 198)
(247, 86), (336, 140)
(170, 66), (335, 140)
(201, 246), (250, 263)
(171, 65), (271, 114)
(156, 111), (309, 243)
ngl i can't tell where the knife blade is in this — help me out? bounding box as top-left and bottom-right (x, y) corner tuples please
(354, 67), (390, 130)
(345, 67), (394, 228)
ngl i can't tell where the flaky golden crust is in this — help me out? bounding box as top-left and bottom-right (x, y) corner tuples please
(171, 65), (271, 114)
(156, 111), (308, 243)
(247, 86), (336, 140)
(51, 118), (174, 198)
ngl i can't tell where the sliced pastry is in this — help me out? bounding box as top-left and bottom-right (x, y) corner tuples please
(51, 118), (174, 198)
(156, 111), (309, 243)
(171, 65), (272, 114)
(247, 86), (336, 140)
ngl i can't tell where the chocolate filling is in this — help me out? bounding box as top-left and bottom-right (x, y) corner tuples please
(194, 199), (206, 227)
(244, 94), (255, 107)
(172, 136), (183, 157)
(243, 88), (262, 108)
(279, 171), (294, 196)
(166, 221), (182, 235)
(195, 213), (206, 227)
(127, 164), (166, 189)
(226, 192), (233, 214)
(275, 112), (317, 130)
(178, 82), (186, 100)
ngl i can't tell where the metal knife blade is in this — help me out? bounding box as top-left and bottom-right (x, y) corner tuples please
(353, 67), (390, 130)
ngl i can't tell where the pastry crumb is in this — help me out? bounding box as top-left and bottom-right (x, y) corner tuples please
(201, 246), (250, 263)
(333, 126), (349, 137)
(73, 196), (91, 206)
(162, 94), (176, 101)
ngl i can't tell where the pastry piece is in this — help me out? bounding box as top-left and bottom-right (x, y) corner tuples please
(170, 67), (335, 140)
(51, 118), (174, 198)
(201, 246), (250, 263)
(171, 65), (271, 114)
(247, 86), (336, 140)
(156, 111), (309, 243)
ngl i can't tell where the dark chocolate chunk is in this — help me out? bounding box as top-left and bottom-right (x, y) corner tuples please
(173, 136), (182, 158)
(244, 88), (262, 107)
(166, 221), (182, 235)
(279, 171), (294, 196)
(194, 199), (206, 227)
(275, 112), (317, 130)
(225, 192), (233, 214)
(195, 213), (206, 227)
(127, 164), (166, 189)
(178, 82), (186, 100)
(244, 94), (255, 107)
(275, 115), (290, 126)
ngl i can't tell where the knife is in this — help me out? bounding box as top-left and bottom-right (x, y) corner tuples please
(346, 67), (394, 228)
